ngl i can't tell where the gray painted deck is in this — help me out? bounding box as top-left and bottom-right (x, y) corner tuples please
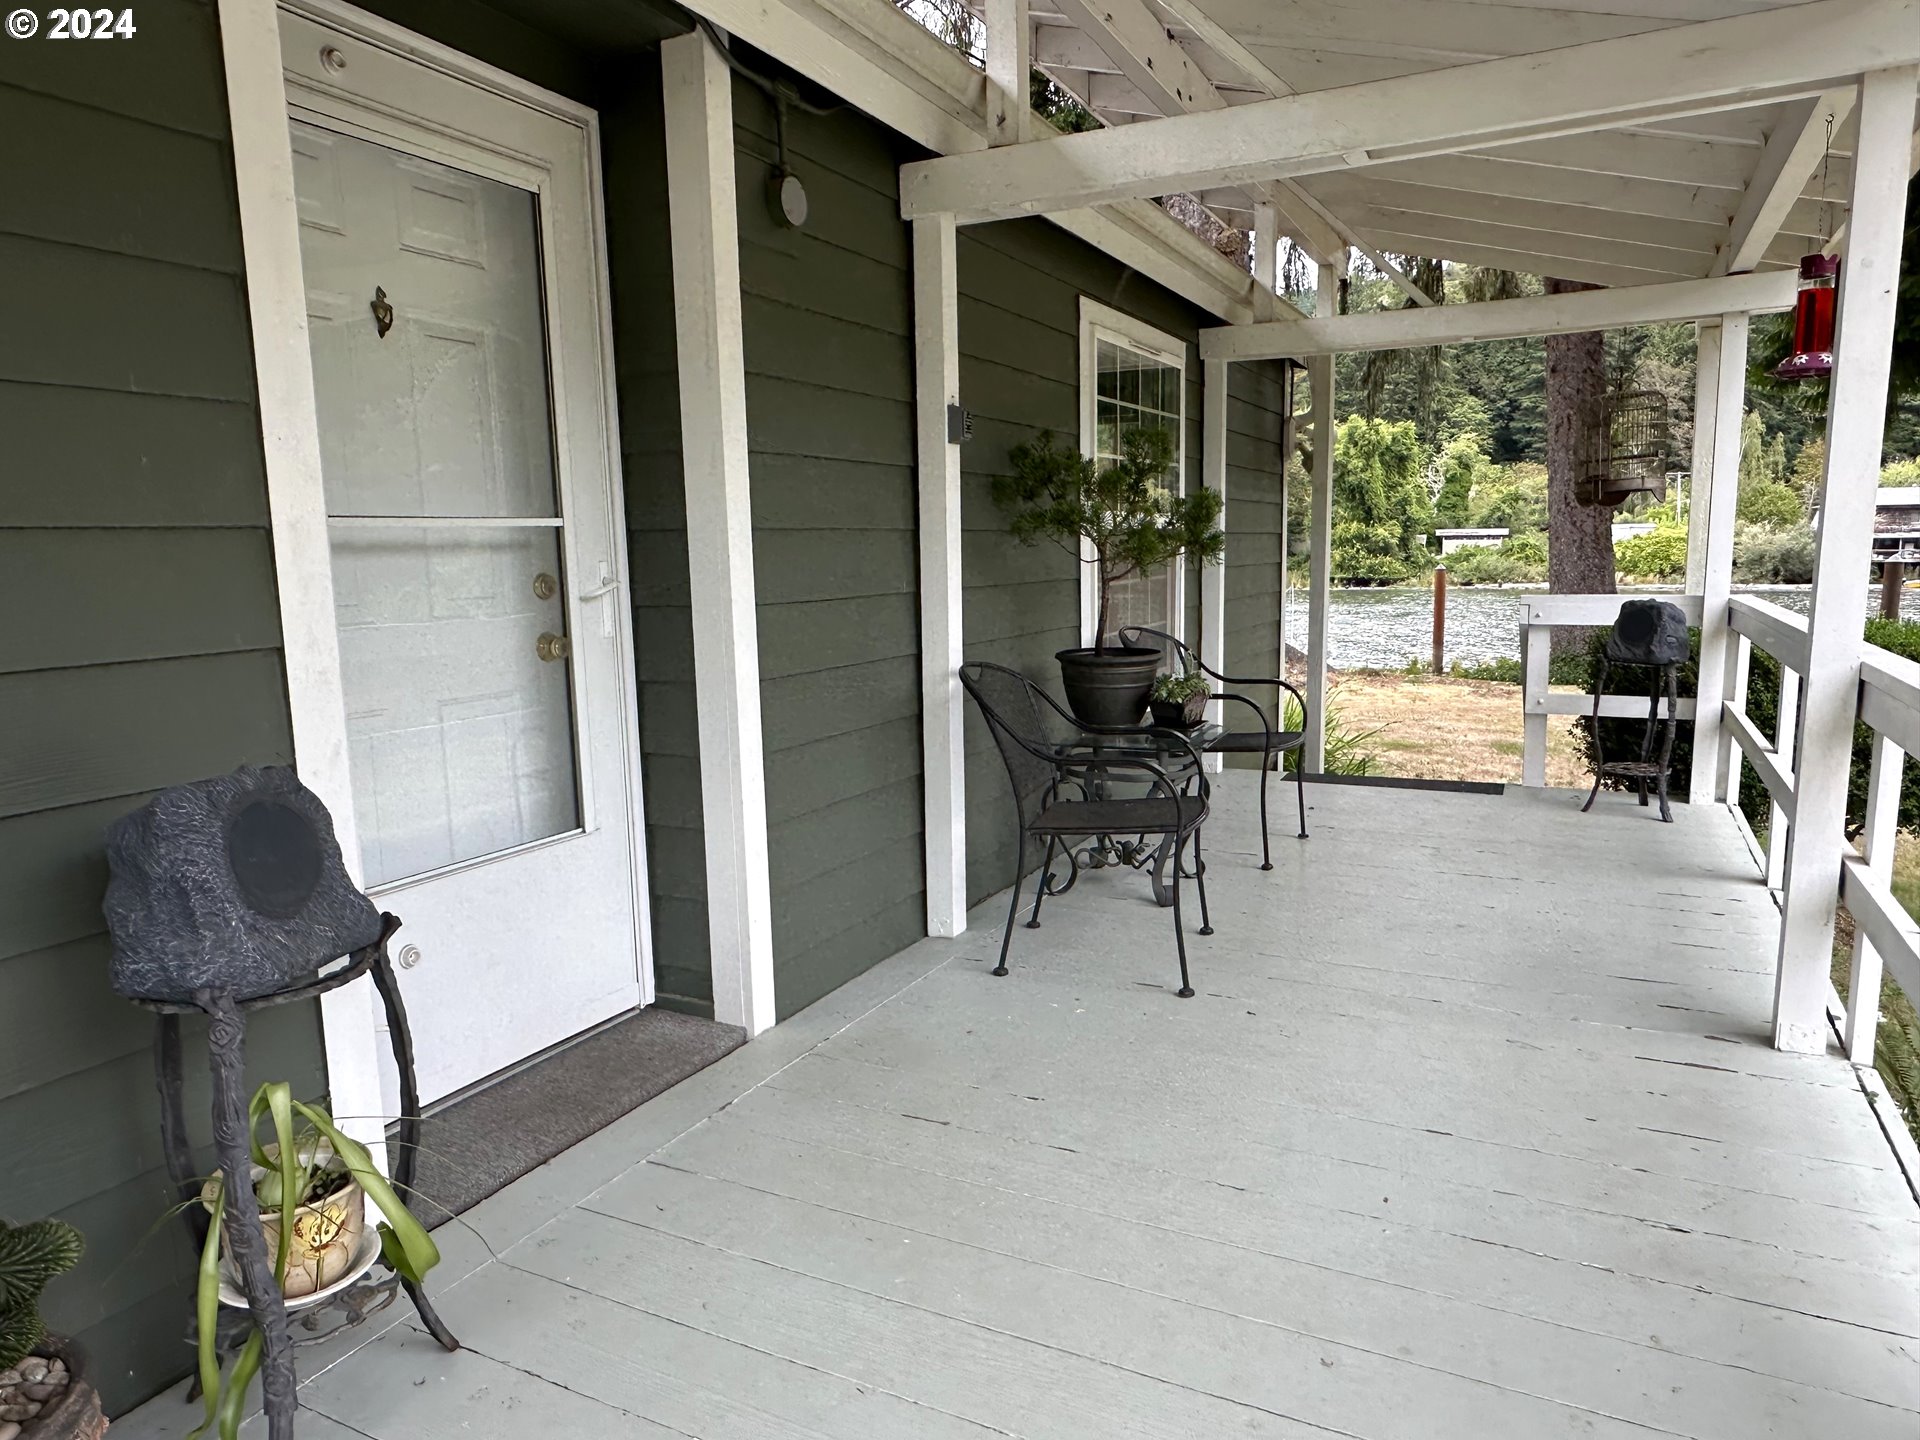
(120, 778), (1919, 1438)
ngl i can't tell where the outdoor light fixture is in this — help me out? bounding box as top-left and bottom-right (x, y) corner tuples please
(1773, 252), (1840, 382)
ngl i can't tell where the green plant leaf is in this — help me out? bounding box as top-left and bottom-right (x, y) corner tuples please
(289, 1101), (439, 1286)
(246, 1082), (299, 1284)
(186, 1184), (225, 1440)
(217, 1331), (263, 1440)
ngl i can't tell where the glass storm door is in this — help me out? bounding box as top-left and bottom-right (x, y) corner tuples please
(285, 12), (645, 1107)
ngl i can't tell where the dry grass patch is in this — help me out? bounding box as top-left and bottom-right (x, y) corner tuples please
(1329, 671), (1586, 788)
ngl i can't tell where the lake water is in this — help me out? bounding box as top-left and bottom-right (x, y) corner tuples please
(1285, 585), (1920, 670)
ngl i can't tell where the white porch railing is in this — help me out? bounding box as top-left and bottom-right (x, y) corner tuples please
(1717, 598), (1919, 1070)
(1518, 593), (1701, 787)
(1522, 589), (1920, 1072)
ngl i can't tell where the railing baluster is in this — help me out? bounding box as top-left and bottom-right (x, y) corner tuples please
(1847, 729), (1902, 1067)
(1766, 665), (1800, 890)
(1719, 632), (1751, 809)
(1522, 609), (1548, 788)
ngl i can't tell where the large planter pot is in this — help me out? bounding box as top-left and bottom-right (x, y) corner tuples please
(7, 1338), (107, 1440)
(1055, 646), (1160, 728)
(203, 1142), (369, 1302)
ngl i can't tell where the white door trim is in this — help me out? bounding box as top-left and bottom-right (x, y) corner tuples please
(1076, 296), (1190, 648)
(218, 0), (655, 1146)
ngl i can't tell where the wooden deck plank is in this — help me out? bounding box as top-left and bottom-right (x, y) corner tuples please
(586, 1161), (1685, 1438)
(737, 1072), (1920, 1410)
(506, 1206), (1337, 1438)
(435, 1262), (1008, 1439)
(640, 1102), (1918, 1438)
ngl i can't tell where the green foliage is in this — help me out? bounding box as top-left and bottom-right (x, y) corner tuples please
(1737, 479), (1805, 528)
(192, 1086), (440, 1440)
(1732, 523), (1818, 584)
(1884, 456), (1920, 486)
(1151, 670), (1209, 704)
(1613, 525), (1689, 581)
(1465, 462), (1548, 533)
(1444, 542), (1545, 586)
(1433, 432), (1496, 529)
(0, 1217), (84, 1371)
(1330, 416), (1431, 582)
(997, 429), (1223, 647)
(1450, 656), (1524, 684)
(1280, 689), (1383, 777)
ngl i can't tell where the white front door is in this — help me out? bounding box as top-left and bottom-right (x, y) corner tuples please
(281, 7), (648, 1105)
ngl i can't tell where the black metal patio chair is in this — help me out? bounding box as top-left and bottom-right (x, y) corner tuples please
(958, 661), (1211, 998)
(1120, 625), (1309, 870)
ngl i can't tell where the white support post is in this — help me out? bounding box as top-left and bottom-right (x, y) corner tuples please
(663, 31), (777, 1036)
(1683, 319), (1722, 593)
(1304, 264), (1340, 772)
(1773, 65), (1920, 1055)
(1252, 201), (1279, 322)
(1690, 311), (1747, 804)
(984, 0), (1029, 146)
(1201, 357), (1229, 771)
(1848, 731), (1902, 1064)
(1765, 665), (1801, 888)
(915, 214), (968, 935)
(1521, 613), (1549, 787)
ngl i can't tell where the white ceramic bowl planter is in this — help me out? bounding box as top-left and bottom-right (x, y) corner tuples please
(202, 1142), (380, 1308)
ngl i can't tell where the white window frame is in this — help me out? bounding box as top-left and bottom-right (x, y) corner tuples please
(1077, 296), (1189, 648)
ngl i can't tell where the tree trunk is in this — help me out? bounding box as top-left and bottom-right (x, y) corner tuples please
(1543, 277), (1615, 655)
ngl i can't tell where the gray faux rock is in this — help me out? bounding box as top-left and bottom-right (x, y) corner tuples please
(15, 1360), (44, 1384)
(0, 1417), (20, 1440)
(103, 766), (382, 1002)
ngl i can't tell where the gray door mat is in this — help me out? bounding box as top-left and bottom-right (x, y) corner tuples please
(401, 1007), (745, 1226)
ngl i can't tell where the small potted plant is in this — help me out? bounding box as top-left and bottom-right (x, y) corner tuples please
(0, 1217), (107, 1439)
(1149, 669), (1211, 729)
(995, 427), (1224, 726)
(187, 1083), (439, 1439)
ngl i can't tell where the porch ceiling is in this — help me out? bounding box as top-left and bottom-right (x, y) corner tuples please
(989, 0), (1897, 286)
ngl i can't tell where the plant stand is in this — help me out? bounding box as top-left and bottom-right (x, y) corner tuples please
(131, 914), (457, 1440)
(1581, 656), (1680, 823)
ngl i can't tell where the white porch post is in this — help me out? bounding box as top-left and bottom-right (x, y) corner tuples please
(983, 0), (1030, 146)
(1201, 356), (1229, 769)
(1304, 263), (1340, 772)
(1771, 65), (1919, 1054)
(915, 214), (969, 935)
(1690, 312), (1747, 804)
(663, 31), (777, 1035)
(1683, 319), (1722, 593)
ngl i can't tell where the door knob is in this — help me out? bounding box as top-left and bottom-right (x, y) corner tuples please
(536, 632), (571, 663)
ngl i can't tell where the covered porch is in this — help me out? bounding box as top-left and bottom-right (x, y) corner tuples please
(121, 776), (1919, 1438)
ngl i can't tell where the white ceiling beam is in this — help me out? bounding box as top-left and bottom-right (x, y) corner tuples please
(1354, 243), (1438, 305)
(1151, 0), (1297, 96)
(1347, 204), (1709, 278)
(681, 0), (1267, 323)
(1716, 87), (1857, 273)
(1202, 269), (1798, 362)
(900, 0), (1920, 222)
(1353, 227), (1701, 289)
(1031, 22), (1121, 74)
(1196, 0), (1677, 67)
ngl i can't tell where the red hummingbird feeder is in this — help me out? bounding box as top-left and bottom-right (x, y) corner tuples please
(1773, 252), (1840, 382)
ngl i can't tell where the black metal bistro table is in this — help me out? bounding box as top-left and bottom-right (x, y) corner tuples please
(1055, 720), (1222, 907)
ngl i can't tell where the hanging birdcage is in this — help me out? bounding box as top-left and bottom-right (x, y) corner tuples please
(1580, 389), (1671, 507)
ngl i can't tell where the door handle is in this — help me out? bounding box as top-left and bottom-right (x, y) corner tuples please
(536, 632), (571, 663)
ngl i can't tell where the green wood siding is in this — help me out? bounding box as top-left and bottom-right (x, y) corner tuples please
(0, 3), (326, 1414)
(957, 220), (1291, 903)
(734, 83), (927, 1021)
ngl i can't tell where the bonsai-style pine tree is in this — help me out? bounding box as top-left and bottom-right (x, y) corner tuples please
(0, 1217), (84, 1370)
(995, 427), (1224, 651)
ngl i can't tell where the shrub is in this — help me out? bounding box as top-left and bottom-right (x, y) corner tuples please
(1500, 532), (1547, 566)
(1737, 478), (1805, 529)
(1613, 525), (1688, 580)
(1444, 541), (1543, 586)
(1732, 523), (1817, 584)
(1451, 656), (1523, 684)
(1280, 689), (1383, 777)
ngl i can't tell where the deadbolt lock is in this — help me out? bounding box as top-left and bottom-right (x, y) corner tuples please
(532, 572), (558, 601)
(536, 632), (572, 663)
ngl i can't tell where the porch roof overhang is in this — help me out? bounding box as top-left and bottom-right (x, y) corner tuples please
(903, 0), (1920, 295)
